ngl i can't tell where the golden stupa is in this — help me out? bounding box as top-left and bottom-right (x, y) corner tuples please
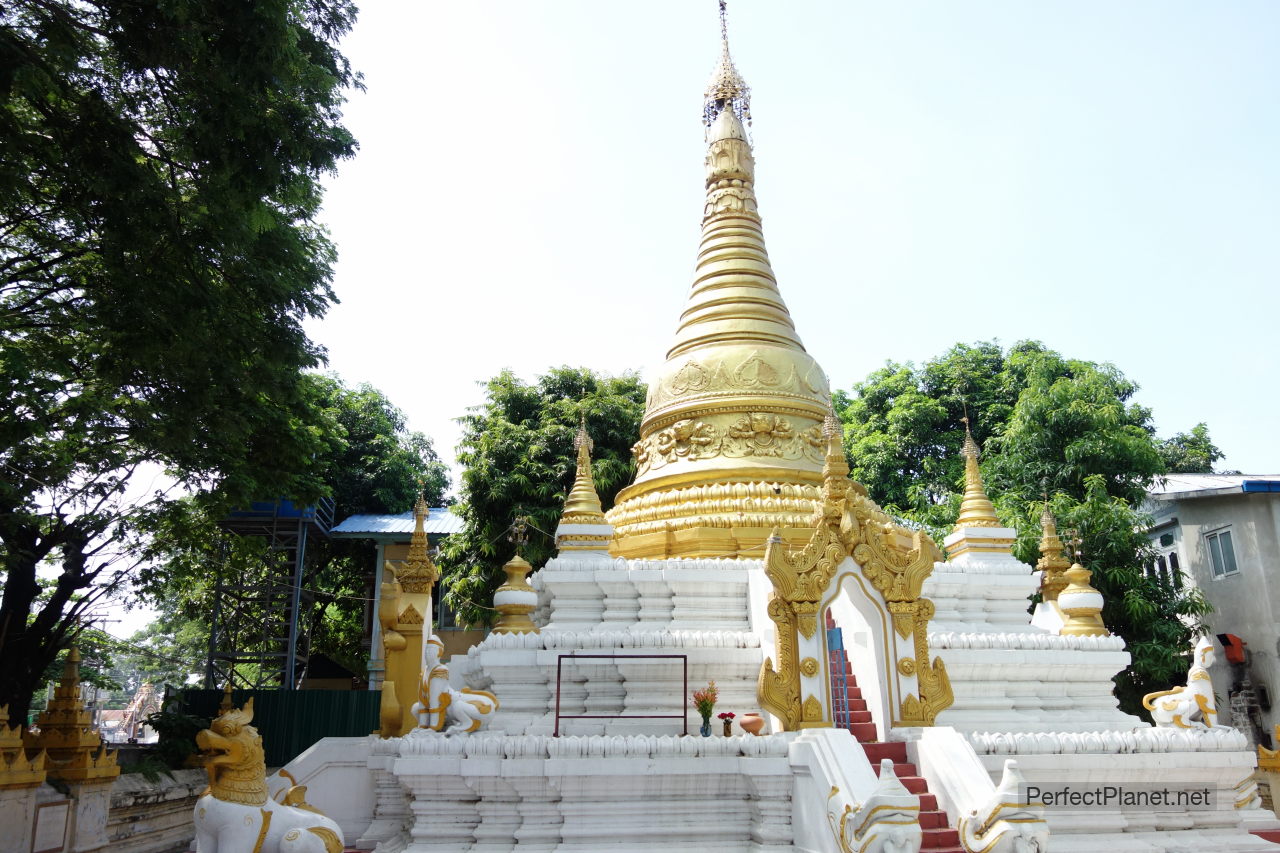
(608, 20), (832, 559)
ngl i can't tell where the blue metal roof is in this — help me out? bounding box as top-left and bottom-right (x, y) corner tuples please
(330, 506), (463, 538)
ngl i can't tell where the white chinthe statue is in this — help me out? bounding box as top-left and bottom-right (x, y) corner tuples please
(193, 698), (343, 852)
(1142, 635), (1224, 729)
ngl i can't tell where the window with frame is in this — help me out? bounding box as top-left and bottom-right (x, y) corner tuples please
(1205, 528), (1238, 578)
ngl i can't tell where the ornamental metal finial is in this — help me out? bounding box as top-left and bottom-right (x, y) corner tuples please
(704, 0), (751, 128)
(508, 516), (530, 553)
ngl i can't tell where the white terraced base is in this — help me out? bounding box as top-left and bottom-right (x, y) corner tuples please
(965, 728), (1280, 851)
(385, 731), (796, 852)
(284, 544), (1280, 851)
(925, 525), (1144, 733)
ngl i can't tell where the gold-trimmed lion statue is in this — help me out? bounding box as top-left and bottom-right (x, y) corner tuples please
(194, 698), (344, 852)
(1141, 635), (1223, 729)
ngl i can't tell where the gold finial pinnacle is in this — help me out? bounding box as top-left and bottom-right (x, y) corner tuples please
(960, 416), (981, 462)
(704, 0), (751, 128)
(574, 413), (593, 458)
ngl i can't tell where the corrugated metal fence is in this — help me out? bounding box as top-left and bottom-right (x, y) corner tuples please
(181, 688), (380, 767)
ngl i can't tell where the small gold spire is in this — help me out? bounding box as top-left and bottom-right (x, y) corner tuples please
(1036, 503), (1071, 602)
(25, 645), (119, 783)
(821, 411), (851, 510)
(953, 417), (1001, 529)
(560, 418), (606, 524)
(218, 681), (235, 715)
(398, 494), (438, 592)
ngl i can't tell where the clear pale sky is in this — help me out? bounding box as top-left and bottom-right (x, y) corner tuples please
(309, 1), (1280, 482)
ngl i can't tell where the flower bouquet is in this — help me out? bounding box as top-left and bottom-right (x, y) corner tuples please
(692, 681), (718, 737)
(718, 711), (735, 736)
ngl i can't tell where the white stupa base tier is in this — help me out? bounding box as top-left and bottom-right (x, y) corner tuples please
(926, 527), (1145, 734)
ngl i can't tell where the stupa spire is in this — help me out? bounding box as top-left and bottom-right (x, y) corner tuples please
(561, 416), (605, 523)
(608, 4), (833, 559)
(398, 493), (437, 592)
(554, 418), (614, 558)
(953, 418), (1001, 529)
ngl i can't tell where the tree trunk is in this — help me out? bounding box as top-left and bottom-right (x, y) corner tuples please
(0, 522), (88, 726)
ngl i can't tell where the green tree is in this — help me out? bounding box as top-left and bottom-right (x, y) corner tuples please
(440, 367), (647, 627)
(838, 341), (1213, 715)
(0, 0), (360, 722)
(137, 374), (449, 683)
(1158, 423), (1225, 474)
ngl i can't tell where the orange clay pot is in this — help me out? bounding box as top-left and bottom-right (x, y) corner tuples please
(739, 712), (765, 736)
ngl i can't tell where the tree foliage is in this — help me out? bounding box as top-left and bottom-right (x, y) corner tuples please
(837, 340), (1213, 715)
(137, 374), (449, 683)
(440, 367), (646, 627)
(0, 0), (360, 722)
(1158, 423), (1225, 474)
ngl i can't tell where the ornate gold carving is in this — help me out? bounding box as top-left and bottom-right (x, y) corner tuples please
(727, 412), (793, 455)
(800, 657), (819, 677)
(397, 497), (438, 593)
(802, 694), (824, 722)
(654, 418), (720, 463)
(751, 417), (953, 730)
(888, 601), (917, 639)
(632, 409), (831, 475)
(0, 704), (45, 790)
(897, 657), (916, 677)
(897, 600), (953, 727)
(397, 603), (424, 626)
